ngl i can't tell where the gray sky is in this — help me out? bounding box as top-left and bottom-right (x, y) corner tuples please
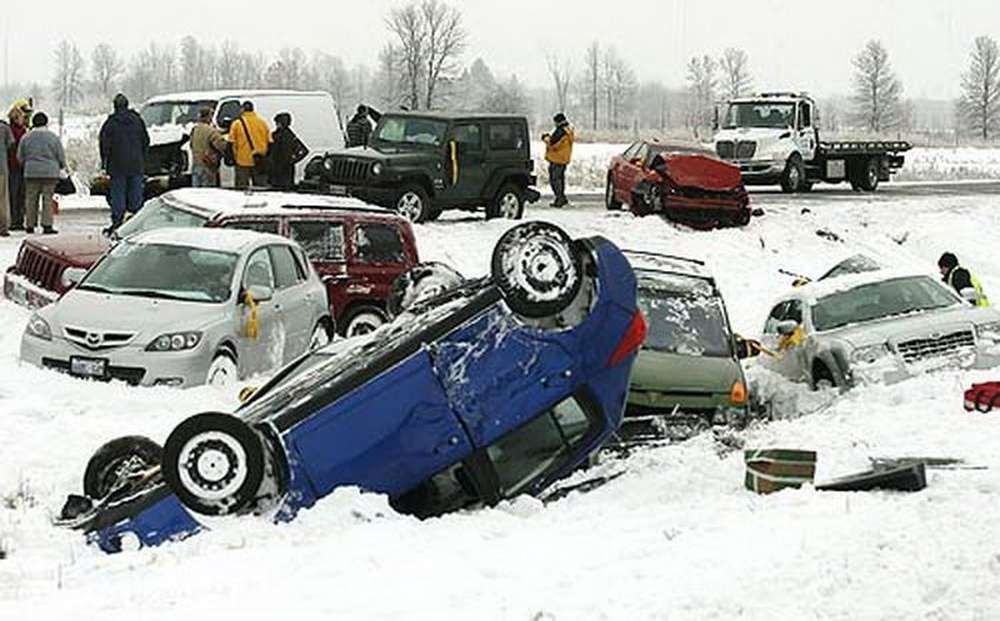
(2, 0), (996, 99)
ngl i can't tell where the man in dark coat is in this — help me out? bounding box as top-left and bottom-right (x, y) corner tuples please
(99, 93), (150, 232)
(939, 252), (990, 307)
(269, 112), (309, 190)
(345, 105), (381, 148)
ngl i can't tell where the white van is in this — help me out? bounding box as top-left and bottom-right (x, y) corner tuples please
(140, 90), (344, 188)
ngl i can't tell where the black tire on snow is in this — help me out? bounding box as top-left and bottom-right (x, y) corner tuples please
(630, 192), (654, 217)
(780, 155), (805, 193)
(859, 157), (880, 192)
(486, 183), (525, 220)
(340, 304), (389, 337)
(83, 435), (163, 499)
(162, 412), (266, 516)
(605, 176), (623, 211)
(394, 185), (431, 223)
(491, 222), (583, 319)
(732, 208), (752, 227)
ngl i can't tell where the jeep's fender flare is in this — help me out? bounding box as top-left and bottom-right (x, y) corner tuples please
(396, 173), (437, 198)
(483, 168), (533, 199)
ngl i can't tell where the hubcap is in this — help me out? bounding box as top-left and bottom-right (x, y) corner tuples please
(789, 166), (800, 187)
(208, 358), (235, 387)
(868, 166), (878, 185)
(507, 235), (575, 302)
(177, 431), (248, 501)
(397, 192), (423, 222)
(499, 193), (520, 218)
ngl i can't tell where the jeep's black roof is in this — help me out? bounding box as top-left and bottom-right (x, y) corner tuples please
(377, 110), (528, 122)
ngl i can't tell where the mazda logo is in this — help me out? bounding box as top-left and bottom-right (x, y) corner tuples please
(85, 332), (102, 347)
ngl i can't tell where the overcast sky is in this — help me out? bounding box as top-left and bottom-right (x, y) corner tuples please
(2, 0), (996, 100)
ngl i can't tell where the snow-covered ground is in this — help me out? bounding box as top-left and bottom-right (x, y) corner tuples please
(2, 193), (1000, 619)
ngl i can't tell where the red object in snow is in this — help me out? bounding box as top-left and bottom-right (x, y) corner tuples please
(605, 140), (751, 227)
(963, 382), (1000, 412)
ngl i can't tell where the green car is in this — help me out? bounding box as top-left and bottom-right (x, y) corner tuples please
(620, 252), (753, 444)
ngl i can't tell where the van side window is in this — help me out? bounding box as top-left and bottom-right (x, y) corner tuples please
(289, 221), (346, 262)
(354, 224), (405, 264)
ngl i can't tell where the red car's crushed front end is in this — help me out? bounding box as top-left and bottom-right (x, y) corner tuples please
(648, 154), (751, 227)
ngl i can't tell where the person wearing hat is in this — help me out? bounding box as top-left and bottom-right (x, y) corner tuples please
(939, 252), (989, 307)
(7, 100), (31, 230)
(16, 111), (65, 234)
(190, 107), (228, 188)
(99, 93), (150, 233)
(269, 112), (309, 190)
(542, 113), (574, 208)
(345, 104), (382, 148)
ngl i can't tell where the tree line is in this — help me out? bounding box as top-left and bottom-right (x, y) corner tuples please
(38, 3), (1000, 140)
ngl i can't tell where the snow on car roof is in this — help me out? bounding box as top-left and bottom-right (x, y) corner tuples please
(161, 188), (395, 218)
(144, 90), (331, 104)
(127, 227), (286, 253)
(787, 269), (941, 303)
(624, 251), (712, 280)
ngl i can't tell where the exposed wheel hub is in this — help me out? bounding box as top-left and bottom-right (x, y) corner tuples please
(397, 193), (423, 221)
(178, 432), (247, 500)
(510, 236), (574, 302)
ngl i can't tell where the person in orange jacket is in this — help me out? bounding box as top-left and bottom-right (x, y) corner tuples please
(227, 101), (271, 188)
(542, 112), (574, 207)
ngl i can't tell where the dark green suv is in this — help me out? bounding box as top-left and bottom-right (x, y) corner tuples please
(303, 112), (540, 223)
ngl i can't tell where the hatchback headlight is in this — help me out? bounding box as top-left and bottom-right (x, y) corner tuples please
(146, 331), (202, 352)
(371, 162), (383, 176)
(26, 313), (52, 341)
(976, 321), (1000, 341)
(851, 342), (892, 364)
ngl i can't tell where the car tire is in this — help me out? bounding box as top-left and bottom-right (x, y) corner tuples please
(490, 222), (583, 319)
(487, 183), (525, 220)
(394, 185), (430, 223)
(733, 208), (752, 226)
(162, 412), (266, 516)
(388, 263), (465, 317)
(780, 154), (804, 193)
(605, 176), (623, 211)
(83, 435), (163, 499)
(309, 320), (333, 350)
(206, 351), (239, 389)
(341, 305), (388, 337)
(812, 362), (838, 391)
(630, 192), (654, 217)
(859, 158), (880, 192)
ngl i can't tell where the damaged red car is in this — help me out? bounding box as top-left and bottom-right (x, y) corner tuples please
(605, 141), (751, 227)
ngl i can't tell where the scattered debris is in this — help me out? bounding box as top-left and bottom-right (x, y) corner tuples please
(891, 231), (910, 245)
(744, 449), (817, 494)
(815, 229), (843, 243)
(964, 382), (1000, 412)
(870, 457), (987, 471)
(816, 462), (927, 493)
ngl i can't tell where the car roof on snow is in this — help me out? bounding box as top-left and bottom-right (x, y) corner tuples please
(144, 90), (332, 104)
(126, 227), (287, 253)
(160, 188), (397, 219)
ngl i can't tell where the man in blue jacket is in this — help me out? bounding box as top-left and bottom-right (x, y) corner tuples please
(99, 94), (149, 233)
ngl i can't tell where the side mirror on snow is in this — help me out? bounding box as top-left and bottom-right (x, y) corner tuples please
(735, 335), (763, 360)
(245, 285), (274, 303)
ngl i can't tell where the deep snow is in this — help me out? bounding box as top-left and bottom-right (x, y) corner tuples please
(2, 189), (1000, 619)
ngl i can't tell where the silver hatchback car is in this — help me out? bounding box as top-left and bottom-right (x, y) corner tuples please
(759, 269), (1000, 389)
(20, 228), (333, 388)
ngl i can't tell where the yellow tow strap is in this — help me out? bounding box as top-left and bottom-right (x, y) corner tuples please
(450, 141), (459, 186)
(244, 291), (259, 339)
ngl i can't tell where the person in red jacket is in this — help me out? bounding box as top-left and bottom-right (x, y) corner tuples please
(7, 100), (30, 231)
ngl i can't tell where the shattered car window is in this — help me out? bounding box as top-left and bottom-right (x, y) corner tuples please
(115, 199), (209, 238)
(637, 275), (731, 357)
(290, 221), (346, 262)
(812, 276), (959, 332)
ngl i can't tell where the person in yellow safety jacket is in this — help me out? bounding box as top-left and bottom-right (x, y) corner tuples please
(227, 101), (271, 189)
(542, 113), (574, 208)
(938, 252), (990, 307)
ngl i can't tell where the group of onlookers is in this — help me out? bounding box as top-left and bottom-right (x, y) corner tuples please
(1, 100), (67, 236)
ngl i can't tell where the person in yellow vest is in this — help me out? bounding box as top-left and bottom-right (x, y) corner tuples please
(227, 101), (271, 189)
(938, 252), (989, 307)
(542, 113), (574, 208)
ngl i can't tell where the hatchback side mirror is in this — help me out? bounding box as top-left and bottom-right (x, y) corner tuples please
(246, 284), (274, 303)
(735, 335), (763, 359)
(776, 320), (799, 337)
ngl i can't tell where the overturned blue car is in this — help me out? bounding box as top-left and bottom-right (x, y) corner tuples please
(58, 222), (644, 553)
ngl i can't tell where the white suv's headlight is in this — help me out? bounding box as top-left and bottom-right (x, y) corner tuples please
(146, 331), (202, 352)
(26, 313), (52, 341)
(976, 321), (1000, 341)
(851, 343), (892, 364)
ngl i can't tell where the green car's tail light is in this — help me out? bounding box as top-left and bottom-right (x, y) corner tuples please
(609, 310), (647, 367)
(730, 380), (748, 406)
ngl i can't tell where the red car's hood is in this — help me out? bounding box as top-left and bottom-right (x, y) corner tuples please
(663, 155), (742, 192)
(25, 233), (110, 267)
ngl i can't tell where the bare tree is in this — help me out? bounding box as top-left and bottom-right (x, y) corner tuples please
(311, 52), (354, 110)
(217, 40), (242, 87)
(483, 74), (529, 114)
(91, 43), (123, 98)
(52, 40), (86, 109)
(583, 42), (600, 129)
(386, 4), (426, 109)
(602, 48), (637, 129)
(545, 52), (572, 112)
(959, 35), (1000, 140)
(851, 39), (903, 132)
(373, 44), (404, 107)
(685, 55), (717, 133)
(719, 48), (752, 99)
(420, 0), (466, 109)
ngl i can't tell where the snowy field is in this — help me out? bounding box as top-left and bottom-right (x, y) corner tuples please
(3, 194), (1000, 619)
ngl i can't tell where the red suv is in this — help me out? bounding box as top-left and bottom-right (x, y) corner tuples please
(3, 189), (419, 337)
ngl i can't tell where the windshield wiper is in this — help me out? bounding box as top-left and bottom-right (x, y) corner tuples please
(117, 289), (193, 301)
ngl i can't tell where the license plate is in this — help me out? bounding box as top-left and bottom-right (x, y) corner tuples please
(11, 284), (27, 304)
(70, 356), (108, 378)
(328, 185), (348, 196)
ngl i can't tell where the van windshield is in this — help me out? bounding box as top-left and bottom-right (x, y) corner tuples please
(141, 100), (217, 127)
(373, 116), (449, 147)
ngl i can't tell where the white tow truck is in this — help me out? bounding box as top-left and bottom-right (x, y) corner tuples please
(712, 92), (911, 193)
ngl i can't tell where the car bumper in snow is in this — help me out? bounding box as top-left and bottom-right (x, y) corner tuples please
(850, 346), (1000, 386)
(19, 333), (215, 388)
(4, 271), (58, 309)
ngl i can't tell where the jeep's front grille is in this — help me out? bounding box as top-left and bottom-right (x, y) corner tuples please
(63, 326), (137, 351)
(736, 140), (757, 159)
(897, 330), (975, 364)
(15, 245), (66, 292)
(324, 158), (371, 183)
(716, 141), (734, 160)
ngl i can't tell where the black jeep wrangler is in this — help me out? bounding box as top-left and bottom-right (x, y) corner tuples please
(303, 112), (540, 223)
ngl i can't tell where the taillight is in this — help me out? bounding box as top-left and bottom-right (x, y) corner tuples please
(730, 381), (748, 406)
(608, 310), (647, 367)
